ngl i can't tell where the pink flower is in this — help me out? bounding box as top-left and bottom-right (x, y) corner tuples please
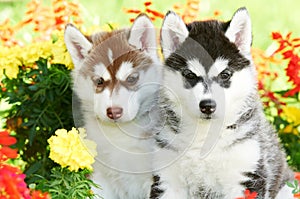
(0, 164), (30, 199)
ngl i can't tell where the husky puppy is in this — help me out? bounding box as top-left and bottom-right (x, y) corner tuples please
(64, 14), (161, 199)
(151, 8), (295, 199)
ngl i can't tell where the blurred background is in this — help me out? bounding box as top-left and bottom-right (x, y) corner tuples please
(0, 0), (299, 49)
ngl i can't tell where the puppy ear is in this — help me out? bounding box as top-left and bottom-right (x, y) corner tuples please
(160, 11), (189, 59)
(64, 24), (92, 69)
(225, 8), (252, 56)
(128, 14), (158, 61)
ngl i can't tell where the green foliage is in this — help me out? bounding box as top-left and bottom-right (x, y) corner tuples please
(280, 133), (300, 171)
(0, 58), (74, 183)
(35, 167), (101, 199)
(286, 180), (300, 194)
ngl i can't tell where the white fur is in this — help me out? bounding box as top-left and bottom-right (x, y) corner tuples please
(163, 57), (256, 126)
(94, 63), (111, 80)
(154, 102), (261, 198)
(108, 48), (113, 64)
(161, 11), (189, 58)
(116, 61), (134, 81)
(156, 8), (293, 199)
(128, 15), (159, 62)
(187, 59), (206, 77)
(65, 15), (161, 199)
(225, 8), (252, 57)
(154, 65), (261, 198)
(64, 25), (92, 70)
(207, 58), (229, 78)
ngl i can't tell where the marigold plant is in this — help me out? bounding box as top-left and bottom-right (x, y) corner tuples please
(48, 128), (97, 172)
(36, 128), (99, 198)
(0, 31), (73, 79)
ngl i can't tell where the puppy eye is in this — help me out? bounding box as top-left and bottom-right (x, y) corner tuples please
(182, 69), (197, 80)
(93, 77), (105, 87)
(219, 69), (232, 81)
(126, 72), (139, 84)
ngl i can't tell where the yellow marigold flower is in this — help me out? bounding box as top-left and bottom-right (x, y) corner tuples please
(282, 124), (299, 135)
(0, 46), (22, 79)
(281, 106), (300, 126)
(48, 128), (97, 172)
(63, 52), (74, 69)
(51, 31), (74, 69)
(1, 31), (74, 79)
(281, 106), (300, 135)
(20, 42), (53, 66)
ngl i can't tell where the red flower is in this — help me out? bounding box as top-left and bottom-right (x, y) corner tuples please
(124, 1), (164, 22)
(125, 9), (141, 14)
(272, 32), (282, 40)
(236, 189), (258, 199)
(272, 32), (300, 97)
(0, 164), (31, 199)
(0, 130), (50, 199)
(145, 8), (164, 18)
(0, 131), (18, 162)
(284, 54), (300, 96)
(0, 131), (17, 146)
(144, 1), (152, 6)
(31, 190), (51, 199)
(295, 172), (300, 181)
(0, 146), (18, 161)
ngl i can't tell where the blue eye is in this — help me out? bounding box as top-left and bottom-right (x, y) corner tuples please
(126, 72), (139, 84)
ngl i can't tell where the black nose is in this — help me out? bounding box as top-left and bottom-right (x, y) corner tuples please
(199, 99), (216, 114)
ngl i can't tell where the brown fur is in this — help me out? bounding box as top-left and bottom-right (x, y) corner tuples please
(80, 29), (153, 93)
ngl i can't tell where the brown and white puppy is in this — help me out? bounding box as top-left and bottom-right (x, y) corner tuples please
(64, 14), (161, 199)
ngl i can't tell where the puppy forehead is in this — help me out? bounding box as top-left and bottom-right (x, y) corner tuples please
(187, 58), (205, 77)
(94, 63), (111, 80)
(116, 61), (134, 80)
(208, 58), (229, 77)
(186, 57), (228, 77)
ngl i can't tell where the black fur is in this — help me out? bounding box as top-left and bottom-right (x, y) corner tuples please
(186, 20), (250, 71)
(154, 137), (169, 148)
(150, 175), (164, 199)
(158, 94), (181, 135)
(241, 161), (267, 198)
(165, 20), (250, 90)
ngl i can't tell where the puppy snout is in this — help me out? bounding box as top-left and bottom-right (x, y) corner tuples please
(199, 99), (216, 115)
(106, 107), (123, 120)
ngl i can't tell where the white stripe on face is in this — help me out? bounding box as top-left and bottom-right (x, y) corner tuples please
(94, 63), (111, 80)
(187, 58), (205, 77)
(108, 48), (113, 64)
(116, 61), (134, 81)
(208, 58), (229, 78)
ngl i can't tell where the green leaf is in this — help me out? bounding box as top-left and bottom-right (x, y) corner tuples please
(28, 84), (39, 91)
(294, 179), (299, 187)
(28, 127), (37, 145)
(286, 181), (295, 188)
(36, 59), (48, 75)
(25, 161), (42, 177)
